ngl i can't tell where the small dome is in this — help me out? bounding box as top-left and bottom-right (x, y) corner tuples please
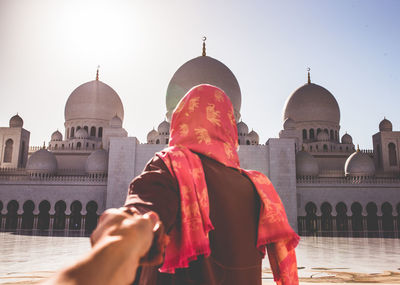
(110, 115), (122, 128)
(296, 151), (319, 177)
(248, 130), (259, 144)
(75, 128), (89, 139)
(51, 130), (63, 141)
(345, 150), (375, 177)
(341, 133), (353, 144)
(283, 118), (295, 130)
(283, 83), (340, 125)
(9, 114), (23, 128)
(147, 128), (158, 143)
(237, 121), (249, 136)
(317, 131), (329, 141)
(26, 149), (58, 175)
(379, 118), (392, 132)
(158, 120), (170, 134)
(85, 149), (108, 174)
(166, 55), (241, 121)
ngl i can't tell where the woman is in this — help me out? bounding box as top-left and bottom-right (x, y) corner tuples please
(122, 84), (299, 284)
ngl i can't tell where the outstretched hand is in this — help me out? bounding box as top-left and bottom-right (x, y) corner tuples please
(42, 208), (164, 285)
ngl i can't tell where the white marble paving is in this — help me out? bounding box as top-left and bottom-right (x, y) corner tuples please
(1, 233), (400, 284)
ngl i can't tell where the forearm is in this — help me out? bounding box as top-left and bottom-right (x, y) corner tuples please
(43, 237), (140, 285)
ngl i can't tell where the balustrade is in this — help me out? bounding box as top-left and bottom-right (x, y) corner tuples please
(298, 215), (400, 238)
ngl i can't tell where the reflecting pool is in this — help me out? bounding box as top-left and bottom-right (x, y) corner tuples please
(1, 232), (400, 284)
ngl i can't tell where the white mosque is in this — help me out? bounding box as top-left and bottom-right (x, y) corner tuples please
(0, 41), (399, 237)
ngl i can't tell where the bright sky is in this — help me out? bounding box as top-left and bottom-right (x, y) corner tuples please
(0, 0), (399, 148)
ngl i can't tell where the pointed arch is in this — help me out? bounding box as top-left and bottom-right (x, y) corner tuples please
(3, 139), (13, 163)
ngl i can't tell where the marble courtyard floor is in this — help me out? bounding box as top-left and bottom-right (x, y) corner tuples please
(1, 232), (399, 284)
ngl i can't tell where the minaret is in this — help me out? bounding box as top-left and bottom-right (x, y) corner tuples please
(307, 67), (311, 84)
(202, 36), (207, 56)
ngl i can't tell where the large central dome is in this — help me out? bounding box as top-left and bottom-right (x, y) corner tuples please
(283, 83), (340, 125)
(65, 80), (124, 122)
(166, 55), (241, 121)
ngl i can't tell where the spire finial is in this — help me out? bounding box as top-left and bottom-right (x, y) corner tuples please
(43, 141), (46, 149)
(357, 144), (360, 152)
(96, 65), (100, 81)
(307, 67), (311, 84)
(202, 36), (207, 56)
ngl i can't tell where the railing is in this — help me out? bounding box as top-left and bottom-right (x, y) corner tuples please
(29, 146), (43, 152)
(298, 216), (400, 238)
(297, 176), (400, 184)
(29, 146), (99, 152)
(0, 214), (98, 237)
(0, 167), (27, 175)
(0, 175), (107, 183)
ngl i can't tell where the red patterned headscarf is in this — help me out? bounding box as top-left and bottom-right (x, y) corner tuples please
(156, 84), (299, 284)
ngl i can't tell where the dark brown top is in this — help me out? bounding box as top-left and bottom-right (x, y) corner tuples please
(125, 154), (262, 285)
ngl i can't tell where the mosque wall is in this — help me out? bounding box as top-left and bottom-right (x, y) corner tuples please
(373, 131), (400, 174)
(106, 137), (299, 229)
(0, 128), (29, 168)
(106, 137), (137, 209)
(297, 184), (400, 216)
(237, 145), (269, 174)
(54, 152), (90, 173)
(315, 155), (349, 172)
(106, 138), (166, 209)
(266, 138), (297, 230)
(134, 144), (166, 177)
(0, 181), (106, 215)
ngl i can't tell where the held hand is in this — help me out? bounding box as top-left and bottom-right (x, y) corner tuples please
(43, 208), (161, 285)
(91, 208), (159, 257)
(139, 221), (170, 266)
(91, 207), (169, 266)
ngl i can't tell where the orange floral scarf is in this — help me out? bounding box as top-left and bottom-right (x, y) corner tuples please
(157, 84), (299, 284)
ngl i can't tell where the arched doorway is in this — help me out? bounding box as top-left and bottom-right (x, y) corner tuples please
(85, 201), (98, 234)
(321, 202), (333, 236)
(388, 143), (397, 166)
(5, 200), (19, 230)
(3, 139), (13, 163)
(336, 202), (348, 236)
(38, 200), (50, 230)
(305, 202), (317, 235)
(309, 129), (315, 140)
(351, 202), (363, 237)
(21, 200), (35, 230)
(366, 202), (379, 237)
(54, 200), (66, 231)
(69, 201), (82, 230)
(381, 202), (394, 238)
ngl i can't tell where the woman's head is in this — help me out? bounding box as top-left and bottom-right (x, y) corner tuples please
(169, 84), (239, 167)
